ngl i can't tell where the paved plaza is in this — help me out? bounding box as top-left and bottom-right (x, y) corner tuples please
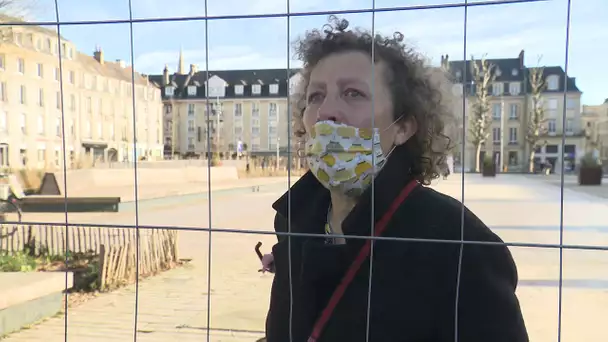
(3, 174), (608, 341)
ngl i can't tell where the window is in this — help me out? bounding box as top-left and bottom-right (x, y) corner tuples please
(0, 82), (5, 101)
(566, 98), (577, 110)
(188, 104), (195, 116)
(187, 137), (195, 150)
(547, 75), (559, 90)
(0, 111), (7, 132)
(56, 117), (61, 136)
(68, 71), (75, 84)
(70, 94), (76, 110)
(37, 63), (43, 77)
(252, 127), (260, 135)
(508, 127), (518, 143)
(20, 114), (26, 134)
(38, 149), (45, 165)
(252, 84), (261, 95)
(37, 115), (44, 135)
(509, 104), (518, 119)
(492, 83), (503, 96)
(252, 103), (259, 117)
(269, 103), (277, 118)
(269, 84), (279, 94)
(19, 85), (26, 104)
(17, 58), (25, 73)
(188, 119), (195, 132)
(165, 86), (174, 96)
(234, 127), (243, 135)
(492, 127), (501, 143)
(511, 68), (518, 76)
(251, 118), (260, 127)
(492, 103), (501, 119)
(38, 88), (44, 107)
(508, 151), (518, 165)
(54, 67), (59, 81)
(0, 54), (5, 69)
(547, 119), (556, 134)
(565, 119), (573, 134)
(85, 121), (91, 137)
(545, 145), (558, 154)
(547, 99), (558, 110)
(86, 97), (92, 113)
(509, 82), (520, 95)
(235, 85), (244, 95)
(233, 103), (243, 118)
(251, 143), (260, 151)
(187, 86), (196, 96)
(54, 150), (60, 167)
(268, 126), (277, 135)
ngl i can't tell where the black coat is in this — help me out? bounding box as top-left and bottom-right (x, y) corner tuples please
(265, 148), (528, 342)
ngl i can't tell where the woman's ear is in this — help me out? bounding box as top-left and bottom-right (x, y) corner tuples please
(394, 116), (417, 146)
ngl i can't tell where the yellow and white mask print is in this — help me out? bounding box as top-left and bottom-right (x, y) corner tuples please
(305, 120), (387, 197)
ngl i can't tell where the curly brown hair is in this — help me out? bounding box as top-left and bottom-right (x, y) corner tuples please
(292, 15), (454, 186)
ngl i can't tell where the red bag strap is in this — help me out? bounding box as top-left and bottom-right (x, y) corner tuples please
(308, 179), (419, 342)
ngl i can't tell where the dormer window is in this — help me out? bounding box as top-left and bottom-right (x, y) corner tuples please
(491, 83), (503, 96)
(511, 69), (518, 76)
(235, 85), (244, 95)
(252, 84), (261, 95)
(187, 85), (196, 96)
(495, 68), (502, 77)
(455, 71), (462, 79)
(547, 75), (559, 91)
(165, 86), (175, 96)
(269, 84), (279, 94)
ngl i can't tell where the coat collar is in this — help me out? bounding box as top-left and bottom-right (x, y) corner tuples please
(272, 145), (416, 238)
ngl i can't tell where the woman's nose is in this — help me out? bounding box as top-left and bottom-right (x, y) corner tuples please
(317, 98), (344, 123)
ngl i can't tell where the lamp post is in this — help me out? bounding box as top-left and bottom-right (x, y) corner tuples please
(275, 105), (280, 170)
(499, 96), (505, 172)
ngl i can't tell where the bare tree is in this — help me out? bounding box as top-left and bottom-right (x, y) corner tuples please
(468, 55), (496, 172)
(526, 63), (547, 173)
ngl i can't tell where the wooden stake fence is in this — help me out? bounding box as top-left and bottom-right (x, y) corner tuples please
(98, 229), (178, 290)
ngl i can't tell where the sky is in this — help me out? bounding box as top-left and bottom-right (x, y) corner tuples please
(10, 0), (608, 105)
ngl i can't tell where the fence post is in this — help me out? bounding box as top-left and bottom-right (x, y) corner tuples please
(99, 244), (107, 290)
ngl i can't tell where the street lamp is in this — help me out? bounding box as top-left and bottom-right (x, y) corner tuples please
(275, 105), (280, 170)
(499, 95), (505, 171)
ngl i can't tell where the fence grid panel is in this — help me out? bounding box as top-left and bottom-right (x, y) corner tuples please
(0, 0), (589, 341)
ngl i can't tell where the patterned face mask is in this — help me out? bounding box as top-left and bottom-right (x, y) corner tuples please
(305, 120), (391, 197)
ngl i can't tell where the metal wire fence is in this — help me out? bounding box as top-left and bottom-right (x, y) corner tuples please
(1, 0), (603, 341)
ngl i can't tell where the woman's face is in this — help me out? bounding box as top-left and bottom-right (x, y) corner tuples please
(303, 51), (412, 155)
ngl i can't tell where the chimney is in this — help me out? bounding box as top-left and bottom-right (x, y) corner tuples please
(518, 49), (525, 68)
(93, 45), (104, 64)
(163, 64), (169, 85)
(116, 59), (126, 68)
(189, 64), (197, 74)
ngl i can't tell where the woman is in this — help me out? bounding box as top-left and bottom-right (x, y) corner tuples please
(262, 16), (528, 342)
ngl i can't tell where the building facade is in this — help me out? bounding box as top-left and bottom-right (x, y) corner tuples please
(582, 100), (608, 163)
(149, 52), (299, 158)
(443, 50), (583, 173)
(0, 14), (164, 169)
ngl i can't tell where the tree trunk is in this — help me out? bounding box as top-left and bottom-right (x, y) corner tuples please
(475, 143), (482, 173)
(529, 150), (536, 173)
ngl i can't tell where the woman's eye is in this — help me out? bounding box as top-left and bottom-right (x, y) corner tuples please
(307, 92), (323, 103)
(344, 89), (365, 98)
